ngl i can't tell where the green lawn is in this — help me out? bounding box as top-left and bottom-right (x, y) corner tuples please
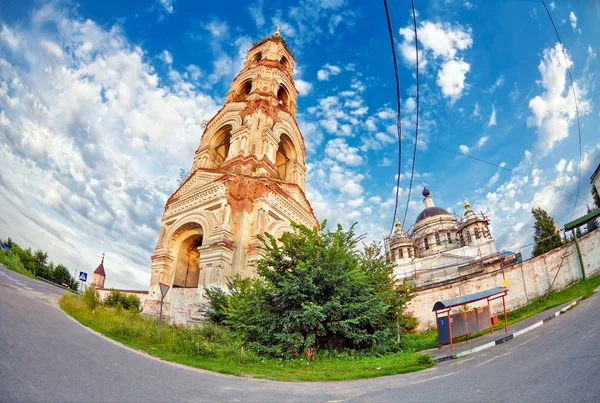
(60, 294), (434, 381)
(402, 273), (600, 351)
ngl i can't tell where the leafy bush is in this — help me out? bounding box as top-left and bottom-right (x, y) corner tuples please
(0, 250), (36, 279)
(103, 289), (141, 311)
(205, 221), (416, 358)
(82, 286), (101, 311)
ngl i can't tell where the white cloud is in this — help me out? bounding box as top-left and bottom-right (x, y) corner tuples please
(295, 79), (313, 96)
(341, 181), (363, 197)
(487, 172), (500, 187)
(0, 25), (19, 49)
(248, 0), (265, 28)
(459, 144), (470, 154)
(398, 20), (473, 102)
(158, 0), (174, 14)
(555, 158), (566, 173)
(437, 59), (470, 103)
(317, 63), (342, 81)
(471, 102), (480, 117)
(488, 106), (497, 127)
(405, 97), (416, 113)
(0, 7), (220, 290)
(487, 74), (504, 93)
(569, 12), (577, 30)
(527, 43), (591, 154)
(325, 138), (363, 166)
(399, 21), (473, 62)
(41, 39), (64, 58)
(550, 2), (556, 10)
(477, 136), (488, 147)
(159, 50), (173, 64)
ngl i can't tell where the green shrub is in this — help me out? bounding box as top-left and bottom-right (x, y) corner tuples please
(82, 286), (101, 311)
(104, 289), (141, 311)
(206, 221), (416, 358)
(0, 250), (35, 279)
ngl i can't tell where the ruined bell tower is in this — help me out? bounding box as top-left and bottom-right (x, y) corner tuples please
(143, 32), (319, 324)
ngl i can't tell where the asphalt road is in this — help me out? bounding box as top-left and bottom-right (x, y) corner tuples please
(1, 267), (599, 402)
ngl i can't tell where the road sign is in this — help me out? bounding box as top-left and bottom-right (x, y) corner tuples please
(159, 283), (170, 298)
(79, 272), (87, 282)
(157, 283), (170, 343)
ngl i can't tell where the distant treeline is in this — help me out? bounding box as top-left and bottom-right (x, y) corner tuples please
(0, 237), (78, 290)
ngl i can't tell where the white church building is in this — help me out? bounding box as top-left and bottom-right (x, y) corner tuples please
(385, 187), (497, 287)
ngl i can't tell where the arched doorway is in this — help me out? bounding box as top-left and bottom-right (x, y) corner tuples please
(172, 228), (203, 288)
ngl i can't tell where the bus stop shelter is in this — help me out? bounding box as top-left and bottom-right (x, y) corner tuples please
(433, 287), (509, 351)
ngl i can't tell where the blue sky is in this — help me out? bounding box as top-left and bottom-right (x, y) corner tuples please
(0, 0), (599, 289)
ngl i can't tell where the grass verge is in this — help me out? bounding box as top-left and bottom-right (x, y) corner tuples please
(0, 251), (38, 280)
(402, 273), (600, 351)
(60, 293), (434, 381)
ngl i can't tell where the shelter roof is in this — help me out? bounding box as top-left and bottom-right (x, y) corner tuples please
(432, 287), (508, 311)
(564, 208), (600, 231)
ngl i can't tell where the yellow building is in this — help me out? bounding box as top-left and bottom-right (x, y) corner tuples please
(143, 32), (318, 325)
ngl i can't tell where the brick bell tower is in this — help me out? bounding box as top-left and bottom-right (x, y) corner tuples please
(143, 31), (319, 324)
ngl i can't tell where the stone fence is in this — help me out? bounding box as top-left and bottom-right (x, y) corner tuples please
(409, 228), (600, 330)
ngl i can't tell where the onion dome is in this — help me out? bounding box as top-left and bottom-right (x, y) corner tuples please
(415, 206), (452, 223)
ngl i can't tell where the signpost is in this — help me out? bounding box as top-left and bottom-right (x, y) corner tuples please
(158, 283), (170, 342)
(79, 272), (87, 282)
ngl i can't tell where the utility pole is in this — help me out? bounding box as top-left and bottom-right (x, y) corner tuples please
(73, 263), (79, 289)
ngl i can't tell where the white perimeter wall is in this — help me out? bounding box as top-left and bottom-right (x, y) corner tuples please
(410, 228), (600, 330)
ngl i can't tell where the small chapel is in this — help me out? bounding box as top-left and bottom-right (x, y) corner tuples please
(385, 187), (497, 287)
(142, 31), (318, 324)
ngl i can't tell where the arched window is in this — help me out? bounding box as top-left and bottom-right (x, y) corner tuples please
(435, 233), (441, 245)
(277, 85), (290, 109)
(447, 232), (453, 243)
(475, 227), (481, 239)
(212, 125), (232, 167)
(276, 133), (295, 181)
(280, 56), (289, 69)
(408, 248), (413, 258)
(424, 237), (430, 250)
(398, 248), (403, 259)
(235, 80), (252, 101)
(251, 51), (262, 63)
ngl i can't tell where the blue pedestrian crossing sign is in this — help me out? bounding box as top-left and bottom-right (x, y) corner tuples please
(79, 272), (88, 282)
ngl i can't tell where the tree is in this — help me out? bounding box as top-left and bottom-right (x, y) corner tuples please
(33, 249), (50, 278)
(585, 205), (599, 233)
(532, 207), (563, 257)
(592, 185), (600, 209)
(53, 264), (73, 286)
(206, 221), (416, 358)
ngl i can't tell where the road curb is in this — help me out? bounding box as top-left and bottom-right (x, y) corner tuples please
(433, 297), (584, 363)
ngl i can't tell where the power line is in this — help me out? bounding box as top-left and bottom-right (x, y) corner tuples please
(418, 139), (593, 205)
(540, 0), (583, 219)
(400, 0), (420, 230)
(383, 0), (404, 235)
(0, 0), (12, 22)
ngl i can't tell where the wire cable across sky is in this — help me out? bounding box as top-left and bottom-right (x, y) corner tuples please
(383, 0), (404, 235)
(540, 0), (584, 219)
(400, 0), (421, 230)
